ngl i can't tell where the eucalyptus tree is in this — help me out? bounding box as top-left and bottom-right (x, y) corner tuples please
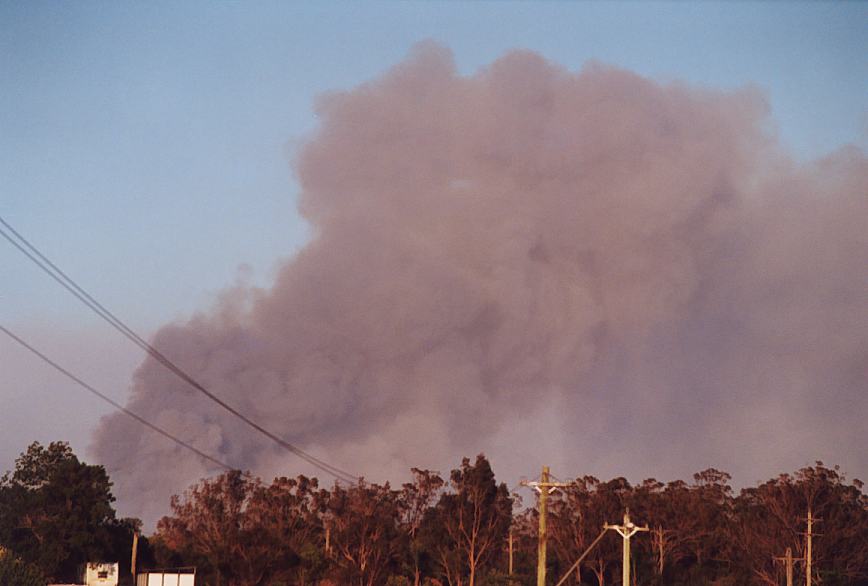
(421, 455), (512, 586)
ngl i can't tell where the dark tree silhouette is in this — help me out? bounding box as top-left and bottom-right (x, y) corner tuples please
(0, 442), (127, 583)
(6, 443), (861, 586)
(398, 468), (445, 586)
(421, 454), (512, 586)
(321, 481), (404, 586)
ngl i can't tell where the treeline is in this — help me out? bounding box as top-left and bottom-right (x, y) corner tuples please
(152, 457), (867, 586)
(1, 443), (867, 586)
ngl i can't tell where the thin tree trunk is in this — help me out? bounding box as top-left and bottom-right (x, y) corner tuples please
(593, 561), (605, 586)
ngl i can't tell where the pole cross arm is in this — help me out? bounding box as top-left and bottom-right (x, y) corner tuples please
(521, 479), (571, 494)
(604, 510), (650, 586)
(605, 524), (649, 539)
(521, 466), (573, 586)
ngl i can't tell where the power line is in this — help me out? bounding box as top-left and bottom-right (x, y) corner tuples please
(0, 217), (357, 482)
(0, 216), (359, 484)
(0, 324), (234, 472)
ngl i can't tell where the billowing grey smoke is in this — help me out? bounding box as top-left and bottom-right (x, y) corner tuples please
(92, 43), (868, 525)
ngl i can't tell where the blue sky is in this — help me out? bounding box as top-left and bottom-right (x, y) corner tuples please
(1, 1), (866, 481)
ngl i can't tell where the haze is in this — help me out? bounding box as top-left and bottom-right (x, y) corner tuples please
(2, 2), (866, 526)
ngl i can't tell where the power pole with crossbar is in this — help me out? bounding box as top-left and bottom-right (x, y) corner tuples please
(604, 509), (649, 586)
(522, 466), (570, 586)
(774, 546), (804, 586)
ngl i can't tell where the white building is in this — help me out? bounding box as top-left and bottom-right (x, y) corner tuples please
(136, 568), (196, 586)
(86, 562), (119, 586)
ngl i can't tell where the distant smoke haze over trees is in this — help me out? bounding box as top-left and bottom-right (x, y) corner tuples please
(89, 43), (868, 526)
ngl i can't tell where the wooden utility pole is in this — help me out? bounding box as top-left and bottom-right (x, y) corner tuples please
(508, 526), (514, 577)
(130, 532), (139, 585)
(804, 509), (820, 586)
(604, 509), (648, 586)
(774, 547), (803, 586)
(522, 466), (569, 586)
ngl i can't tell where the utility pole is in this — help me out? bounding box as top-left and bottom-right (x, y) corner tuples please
(803, 509), (820, 586)
(508, 526), (514, 577)
(604, 509), (648, 586)
(130, 532), (139, 585)
(774, 547), (804, 586)
(522, 466), (569, 586)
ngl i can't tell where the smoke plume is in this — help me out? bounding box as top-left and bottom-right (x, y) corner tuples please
(92, 44), (868, 525)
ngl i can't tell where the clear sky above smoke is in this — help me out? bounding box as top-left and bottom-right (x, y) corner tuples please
(1, 2), (867, 524)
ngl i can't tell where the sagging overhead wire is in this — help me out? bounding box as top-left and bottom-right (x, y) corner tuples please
(0, 324), (234, 472)
(0, 215), (359, 484)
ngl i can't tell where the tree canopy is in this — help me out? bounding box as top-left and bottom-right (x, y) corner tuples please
(2, 442), (866, 586)
(153, 459), (866, 586)
(0, 441), (141, 583)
